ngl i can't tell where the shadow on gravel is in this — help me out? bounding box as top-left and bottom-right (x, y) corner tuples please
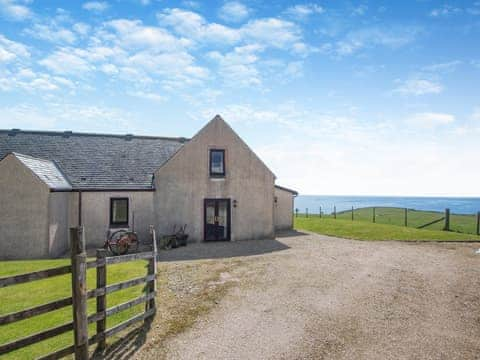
(93, 319), (152, 360)
(158, 237), (293, 262)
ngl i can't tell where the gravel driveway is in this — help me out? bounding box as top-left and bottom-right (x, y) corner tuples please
(150, 231), (480, 359)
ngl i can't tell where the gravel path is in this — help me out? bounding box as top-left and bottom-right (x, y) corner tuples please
(160, 232), (480, 359)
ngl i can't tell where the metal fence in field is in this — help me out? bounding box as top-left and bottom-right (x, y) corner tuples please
(295, 206), (480, 236)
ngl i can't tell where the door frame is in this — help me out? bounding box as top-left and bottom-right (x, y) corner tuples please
(203, 198), (231, 241)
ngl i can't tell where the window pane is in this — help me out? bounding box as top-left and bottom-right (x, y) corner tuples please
(112, 199), (128, 224)
(210, 150), (224, 174)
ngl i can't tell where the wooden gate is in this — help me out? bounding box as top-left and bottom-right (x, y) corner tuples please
(0, 226), (158, 359)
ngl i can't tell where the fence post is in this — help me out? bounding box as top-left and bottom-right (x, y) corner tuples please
(70, 227), (88, 360)
(444, 208), (450, 231)
(477, 212), (480, 236)
(306, 208), (309, 218)
(334, 206), (336, 219)
(404, 208), (408, 227)
(373, 207), (376, 223)
(146, 226), (157, 318)
(319, 206), (322, 218)
(351, 206), (354, 221)
(96, 249), (107, 352)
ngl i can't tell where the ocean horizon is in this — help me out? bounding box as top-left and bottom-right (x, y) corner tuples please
(294, 195), (480, 215)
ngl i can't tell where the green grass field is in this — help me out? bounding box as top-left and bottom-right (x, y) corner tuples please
(299, 207), (479, 235)
(0, 259), (148, 359)
(295, 216), (480, 241)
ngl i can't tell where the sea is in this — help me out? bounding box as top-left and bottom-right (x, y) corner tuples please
(294, 195), (480, 215)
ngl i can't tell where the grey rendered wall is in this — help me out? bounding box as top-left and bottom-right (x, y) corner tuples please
(0, 154), (50, 259)
(274, 187), (295, 230)
(153, 116), (276, 242)
(70, 191), (154, 248)
(48, 192), (70, 257)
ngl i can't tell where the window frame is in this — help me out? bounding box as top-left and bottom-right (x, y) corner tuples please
(110, 197), (129, 227)
(209, 149), (226, 177)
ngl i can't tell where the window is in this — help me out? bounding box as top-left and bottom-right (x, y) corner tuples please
(209, 149), (225, 177)
(110, 198), (129, 226)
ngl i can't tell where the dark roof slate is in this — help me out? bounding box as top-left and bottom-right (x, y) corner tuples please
(0, 130), (187, 190)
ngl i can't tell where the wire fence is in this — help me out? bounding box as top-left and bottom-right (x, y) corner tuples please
(295, 206), (480, 236)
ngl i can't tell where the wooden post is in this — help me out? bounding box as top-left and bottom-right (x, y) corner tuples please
(404, 208), (408, 227)
(476, 212), (480, 236)
(333, 206), (336, 219)
(351, 206), (354, 221)
(306, 208), (308, 218)
(146, 226), (157, 317)
(444, 208), (450, 231)
(373, 207), (376, 223)
(319, 207), (322, 218)
(96, 249), (107, 352)
(70, 227), (88, 360)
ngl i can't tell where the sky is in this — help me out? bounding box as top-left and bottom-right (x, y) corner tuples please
(0, 0), (479, 197)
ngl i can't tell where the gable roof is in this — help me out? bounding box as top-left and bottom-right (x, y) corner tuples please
(275, 184), (299, 196)
(11, 153), (72, 190)
(0, 130), (187, 190)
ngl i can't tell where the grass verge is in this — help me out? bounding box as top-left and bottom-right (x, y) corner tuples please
(295, 216), (480, 241)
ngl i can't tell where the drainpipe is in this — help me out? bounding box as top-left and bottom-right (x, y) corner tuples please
(78, 190), (82, 227)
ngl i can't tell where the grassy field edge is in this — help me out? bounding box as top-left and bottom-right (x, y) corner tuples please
(294, 217), (480, 242)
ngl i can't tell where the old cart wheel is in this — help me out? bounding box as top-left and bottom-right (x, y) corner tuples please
(109, 230), (130, 255)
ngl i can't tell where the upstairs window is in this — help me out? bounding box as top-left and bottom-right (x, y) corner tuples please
(110, 198), (129, 226)
(210, 149), (225, 177)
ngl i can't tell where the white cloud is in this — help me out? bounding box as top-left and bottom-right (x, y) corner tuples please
(128, 90), (165, 102)
(208, 44), (263, 86)
(351, 4), (368, 16)
(100, 63), (118, 75)
(39, 49), (94, 75)
(158, 8), (240, 44)
(73, 22), (91, 36)
(407, 112), (455, 127)
(106, 18), (193, 50)
(0, 34), (29, 62)
(82, 1), (109, 12)
(25, 23), (77, 44)
(242, 18), (301, 49)
(422, 60), (462, 73)
(335, 26), (421, 56)
(0, 0), (32, 20)
(0, 102), (135, 133)
(0, 68), (76, 92)
(285, 3), (324, 20)
(219, 1), (250, 23)
(394, 79), (443, 95)
(158, 9), (302, 50)
(429, 5), (462, 17)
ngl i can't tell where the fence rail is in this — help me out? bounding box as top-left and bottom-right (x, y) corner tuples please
(0, 225), (158, 359)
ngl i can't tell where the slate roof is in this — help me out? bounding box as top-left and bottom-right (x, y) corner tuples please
(13, 153), (72, 190)
(0, 129), (187, 190)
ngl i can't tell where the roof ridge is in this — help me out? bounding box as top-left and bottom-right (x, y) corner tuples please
(0, 129), (189, 142)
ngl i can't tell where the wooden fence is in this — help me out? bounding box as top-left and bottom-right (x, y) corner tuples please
(0, 225), (158, 359)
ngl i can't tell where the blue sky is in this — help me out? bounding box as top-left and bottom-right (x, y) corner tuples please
(0, 0), (479, 196)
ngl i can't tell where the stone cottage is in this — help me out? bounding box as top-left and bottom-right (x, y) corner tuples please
(0, 116), (297, 259)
